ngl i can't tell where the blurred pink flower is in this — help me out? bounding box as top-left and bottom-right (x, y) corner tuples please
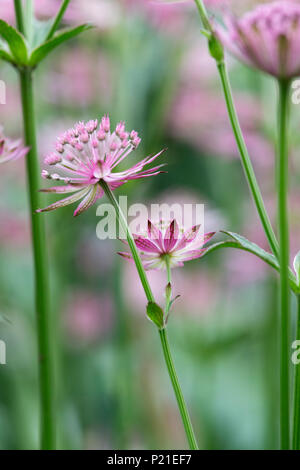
(0, 126), (28, 164)
(0, 210), (30, 249)
(124, 0), (191, 33)
(217, 1), (300, 79)
(63, 290), (114, 345)
(38, 116), (165, 216)
(170, 87), (274, 169)
(119, 219), (215, 269)
(44, 48), (113, 107)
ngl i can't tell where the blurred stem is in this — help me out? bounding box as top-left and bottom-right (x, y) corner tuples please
(46, 0), (71, 40)
(14, 0), (25, 35)
(101, 182), (199, 450)
(159, 329), (199, 450)
(277, 79), (291, 450)
(217, 62), (279, 259)
(113, 256), (134, 448)
(24, 0), (33, 44)
(19, 67), (56, 450)
(293, 295), (300, 450)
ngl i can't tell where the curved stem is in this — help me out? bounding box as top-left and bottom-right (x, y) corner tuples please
(293, 295), (300, 450)
(217, 62), (279, 259)
(159, 329), (199, 450)
(19, 68), (56, 450)
(277, 79), (291, 450)
(100, 182), (199, 450)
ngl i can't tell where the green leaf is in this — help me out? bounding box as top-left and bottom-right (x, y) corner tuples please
(202, 231), (298, 292)
(222, 231), (280, 270)
(0, 47), (15, 65)
(146, 302), (164, 329)
(28, 24), (92, 67)
(0, 20), (28, 65)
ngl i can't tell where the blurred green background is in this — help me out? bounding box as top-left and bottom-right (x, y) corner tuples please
(1, 0), (299, 450)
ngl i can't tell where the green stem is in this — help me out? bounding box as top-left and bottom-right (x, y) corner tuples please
(100, 181), (198, 450)
(293, 295), (300, 450)
(46, 0), (71, 40)
(159, 329), (199, 450)
(14, 0), (25, 35)
(193, 0), (278, 259)
(193, 0), (211, 31)
(24, 0), (34, 44)
(100, 181), (154, 303)
(217, 62), (279, 259)
(277, 79), (291, 450)
(19, 68), (56, 450)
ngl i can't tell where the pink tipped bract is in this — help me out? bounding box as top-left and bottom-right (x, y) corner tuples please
(0, 126), (28, 164)
(217, 1), (300, 79)
(119, 219), (215, 270)
(38, 116), (165, 216)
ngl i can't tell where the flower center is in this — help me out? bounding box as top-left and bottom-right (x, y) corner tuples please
(92, 161), (110, 180)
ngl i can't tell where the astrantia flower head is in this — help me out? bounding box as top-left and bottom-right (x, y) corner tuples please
(217, 1), (300, 79)
(38, 116), (165, 216)
(0, 126), (28, 164)
(119, 219), (215, 270)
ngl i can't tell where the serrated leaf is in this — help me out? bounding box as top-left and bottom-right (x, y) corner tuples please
(146, 302), (164, 329)
(28, 24), (92, 67)
(0, 20), (28, 65)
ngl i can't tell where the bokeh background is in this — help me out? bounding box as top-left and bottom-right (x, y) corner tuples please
(0, 0), (299, 450)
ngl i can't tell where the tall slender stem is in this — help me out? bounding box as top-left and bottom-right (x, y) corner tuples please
(100, 181), (154, 303)
(293, 295), (300, 450)
(19, 68), (56, 450)
(159, 329), (199, 450)
(100, 181), (199, 450)
(193, 0), (278, 258)
(277, 79), (291, 450)
(193, 0), (211, 31)
(14, 0), (25, 35)
(217, 63), (279, 258)
(162, 257), (198, 450)
(46, 0), (71, 40)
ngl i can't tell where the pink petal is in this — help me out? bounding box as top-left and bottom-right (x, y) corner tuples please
(37, 187), (90, 213)
(40, 184), (86, 194)
(133, 236), (160, 253)
(179, 249), (206, 262)
(73, 184), (103, 217)
(164, 219), (179, 252)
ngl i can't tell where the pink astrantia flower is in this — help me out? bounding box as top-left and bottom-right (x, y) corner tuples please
(119, 219), (215, 270)
(38, 116), (165, 216)
(217, 1), (300, 79)
(0, 126), (28, 164)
